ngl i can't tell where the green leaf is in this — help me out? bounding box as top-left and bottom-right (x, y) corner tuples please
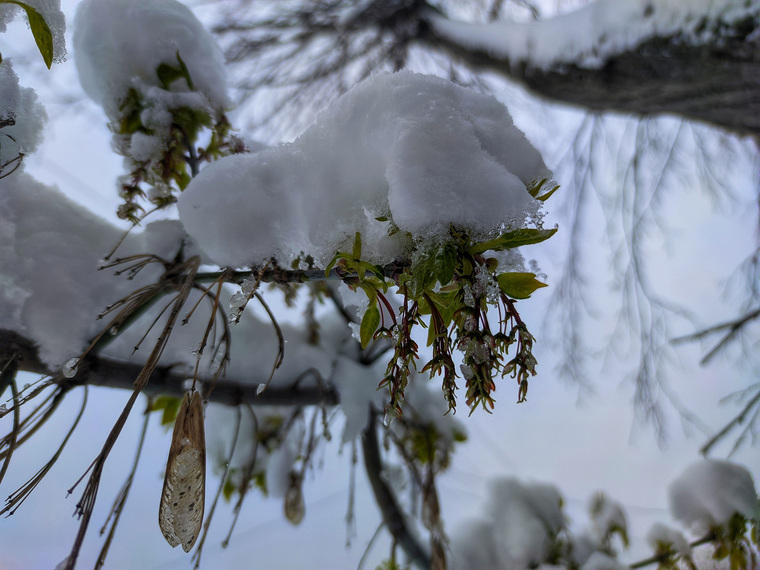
(357, 282), (378, 306)
(222, 475), (236, 501)
(435, 244), (456, 286)
(469, 227), (557, 255)
(527, 178), (547, 198)
(360, 305), (380, 348)
(411, 253), (437, 297)
(156, 51), (195, 91)
(536, 184), (560, 202)
(527, 179), (560, 201)
(496, 272), (548, 299)
(2, 1), (54, 68)
(149, 395), (183, 426)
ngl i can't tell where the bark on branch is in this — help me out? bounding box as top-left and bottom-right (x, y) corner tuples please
(0, 329), (338, 407)
(362, 407), (431, 569)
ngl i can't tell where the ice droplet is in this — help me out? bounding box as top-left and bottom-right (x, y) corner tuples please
(63, 358), (79, 378)
(0, 404), (7, 416)
(229, 291), (247, 310)
(109, 326), (119, 336)
(256, 384), (266, 396)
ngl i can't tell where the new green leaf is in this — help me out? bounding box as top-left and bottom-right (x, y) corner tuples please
(2, 1), (54, 68)
(360, 305), (380, 348)
(496, 272), (548, 299)
(469, 227), (557, 254)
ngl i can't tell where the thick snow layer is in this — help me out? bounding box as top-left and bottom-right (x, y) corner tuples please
(450, 476), (564, 569)
(428, 0), (759, 70)
(0, 167), (353, 399)
(73, 0), (229, 118)
(0, 172), (184, 365)
(0, 60), (47, 168)
(668, 459), (760, 534)
(0, 0), (66, 62)
(179, 70), (550, 268)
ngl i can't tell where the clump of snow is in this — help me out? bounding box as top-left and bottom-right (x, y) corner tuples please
(0, 172), (186, 366)
(74, 0), (229, 118)
(0, 166), (355, 390)
(450, 476), (564, 569)
(428, 0), (760, 71)
(646, 522), (691, 557)
(0, 60), (47, 169)
(179, 70), (550, 268)
(668, 459), (760, 534)
(0, 0), (66, 62)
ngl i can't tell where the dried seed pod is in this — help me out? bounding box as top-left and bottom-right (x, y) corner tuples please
(159, 390), (205, 552)
(284, 471), (305, 525)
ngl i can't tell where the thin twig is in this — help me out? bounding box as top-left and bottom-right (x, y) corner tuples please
(701, 387), (760, 455)
(95, 401), (151, 569)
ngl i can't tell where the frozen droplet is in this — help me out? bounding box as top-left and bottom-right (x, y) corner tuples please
(229, 291), (247, 310)
(0, 403), (7, 416)
(109, 326), (119, 335)
(63, 358), (79, 378)
(240, 275), (258, 296)
(182, 378), (194, 391)
(383, 404), (400, 428)
(256, 384), (266, 396)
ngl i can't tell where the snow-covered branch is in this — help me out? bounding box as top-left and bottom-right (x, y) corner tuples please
(424, 1), (760, 136)
(0, 328), (338, 407)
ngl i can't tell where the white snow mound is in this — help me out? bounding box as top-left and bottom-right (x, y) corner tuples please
(74, 0), (229, 117)
(178, 70), (550, 268)
(668, 459), (760, 534)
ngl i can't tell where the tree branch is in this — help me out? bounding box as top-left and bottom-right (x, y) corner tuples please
(361, 407), (431, 570)
(0, 329), (338, 407)
(423, 12), (760, 136)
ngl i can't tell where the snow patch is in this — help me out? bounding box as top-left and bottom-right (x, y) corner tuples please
(74, 0), (229, 119)
(0, 60), (47, 169)
(668, 459), (760, 534)
(428, 0), (759, 71)
(178, 70), (549, 268)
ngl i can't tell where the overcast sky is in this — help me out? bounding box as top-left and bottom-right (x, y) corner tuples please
(1, 1), (759, 569)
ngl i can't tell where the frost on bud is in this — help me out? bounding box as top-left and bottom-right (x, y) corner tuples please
(284, 471), (305, 525)
(62, 358), (79, 379)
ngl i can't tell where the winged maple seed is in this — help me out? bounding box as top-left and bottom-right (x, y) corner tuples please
(159, 390), (206, 552)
